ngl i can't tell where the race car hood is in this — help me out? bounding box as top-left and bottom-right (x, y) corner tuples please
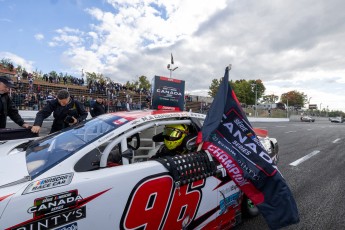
(0, 149), (30, 188)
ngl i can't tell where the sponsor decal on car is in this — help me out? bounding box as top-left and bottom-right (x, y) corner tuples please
(8, 189), (111, 230)
(219, 184), (238, 196)
(53, 222), (78, 230)
(27, 190), (83, 217)
(133, 112), (190, 125)
(219, 191), (241, 215)
(23, 173), (74, 195)
(9, 206), (85, 230)
(113, 117), (128, 125)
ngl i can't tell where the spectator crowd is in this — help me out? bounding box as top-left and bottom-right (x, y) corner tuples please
(10, 72), (152, 113)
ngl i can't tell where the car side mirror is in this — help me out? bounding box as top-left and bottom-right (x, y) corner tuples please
(122, 149), (133, 164)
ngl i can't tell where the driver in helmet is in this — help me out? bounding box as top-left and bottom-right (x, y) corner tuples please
(152, 124), (189, 158)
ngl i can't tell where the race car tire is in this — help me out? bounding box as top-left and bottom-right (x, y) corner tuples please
(242, 196), (260, 218)
(274, 152), (279, 165)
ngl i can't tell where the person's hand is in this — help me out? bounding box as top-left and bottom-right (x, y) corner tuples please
(69, 116), (78, 126)
(22, 123), (31, 129)
(31, 126), (41, 133)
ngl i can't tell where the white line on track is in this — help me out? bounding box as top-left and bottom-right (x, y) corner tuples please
(285, 131), (297, 133)
(333, 138), (341, 143)
(290, 150), (321, 166)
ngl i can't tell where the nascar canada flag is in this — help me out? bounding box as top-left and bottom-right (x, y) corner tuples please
(200, 65), (299, 229)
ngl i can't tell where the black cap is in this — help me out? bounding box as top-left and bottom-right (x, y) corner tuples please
(0, 75), (15, 88)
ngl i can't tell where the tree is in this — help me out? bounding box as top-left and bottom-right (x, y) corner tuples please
(22, 69), (29, 79)
(32, 68), (43, 79)
(231, 79), (265, 105)
(280, 90), (307, 107)
(49, 71), (58, 79)
(85, 72), (104, 84)
(16, 65), (23, 74)
(0, 58), (12, 68)
(208, 78), (221, 97)
(208, 78), (266, 105)
(138, 75), (151, 91)
(125, 80), (137, 90)
(328, 110), (345, 117)
(262, 94), (279, 103)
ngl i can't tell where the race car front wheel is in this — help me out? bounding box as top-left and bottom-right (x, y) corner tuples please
(242, 196), (260, 218)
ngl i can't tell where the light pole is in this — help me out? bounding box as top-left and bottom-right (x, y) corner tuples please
(320, 103), (322, 116)
(139, 88), (142, 110)
(167, 65), (178, 78)
(308, 97), (312, 114)
(287, 98), (289, 118)
(167, 53), (178, 78)
(107, 89), (110, 113)
(251, 83), (257, 117)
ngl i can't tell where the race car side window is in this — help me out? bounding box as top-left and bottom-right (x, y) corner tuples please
(74, 142), (122, 172)
(74, 148), (102, 172)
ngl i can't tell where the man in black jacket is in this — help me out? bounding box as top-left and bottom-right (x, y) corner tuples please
(0, 75), (30, 129)
(90, 97), (105, 117)
(31, 89), (88, 134)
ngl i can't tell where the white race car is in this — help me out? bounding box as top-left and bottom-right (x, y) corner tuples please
(0, 110), (278, 230)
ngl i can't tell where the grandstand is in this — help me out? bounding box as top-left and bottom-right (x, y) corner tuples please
(8, 76), (204, 113)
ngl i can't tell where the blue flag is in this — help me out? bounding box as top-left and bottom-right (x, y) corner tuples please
(201, 65), (299, 229)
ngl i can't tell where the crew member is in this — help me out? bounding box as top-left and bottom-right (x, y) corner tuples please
(0, 75), (30, 129)
(31, 89), (88, 134)
(90, 96), (105, 117)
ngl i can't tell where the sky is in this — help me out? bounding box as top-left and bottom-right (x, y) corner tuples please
(1, 0), (345, 111)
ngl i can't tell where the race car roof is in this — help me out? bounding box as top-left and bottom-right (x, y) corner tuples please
(99, 110), (205, 126)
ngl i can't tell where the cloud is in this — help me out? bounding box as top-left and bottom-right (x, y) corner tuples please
(0, 18), (12, 23)
(49, 0), (227, 80)
(49, 27), (85, 47)
(41, 0), (345, 111)
(34, 33), (44, 41)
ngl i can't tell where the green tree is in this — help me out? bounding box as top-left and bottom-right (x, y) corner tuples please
(125, 80), (137, 90)
(208, 78), (221, 97)
(0, 58), (12, 68)
(231, 79), (265, 105)
(262, 94), (279, 103)
(22, 69), (29, 79)
(49, 71), (58, 79)
(208, 78), (265, 105)
(33, 68), (43, 79)
(16, 65), (23, 74)
(85, 72), (104, 84)
(138, 75), (151, 91)
(280, 90), (307, 107)
(328, 110), (345, 117)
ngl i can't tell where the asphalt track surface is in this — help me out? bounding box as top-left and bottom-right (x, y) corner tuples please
(7, 120), (345, 229)
(237, 120), (345, 230)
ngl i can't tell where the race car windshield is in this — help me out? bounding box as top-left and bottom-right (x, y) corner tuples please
(26, 117), (117, 178)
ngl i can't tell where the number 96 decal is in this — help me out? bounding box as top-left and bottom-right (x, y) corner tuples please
(120, 173), (205, 230)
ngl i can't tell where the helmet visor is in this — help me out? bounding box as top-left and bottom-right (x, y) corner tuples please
(163, 127), (186, 141)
